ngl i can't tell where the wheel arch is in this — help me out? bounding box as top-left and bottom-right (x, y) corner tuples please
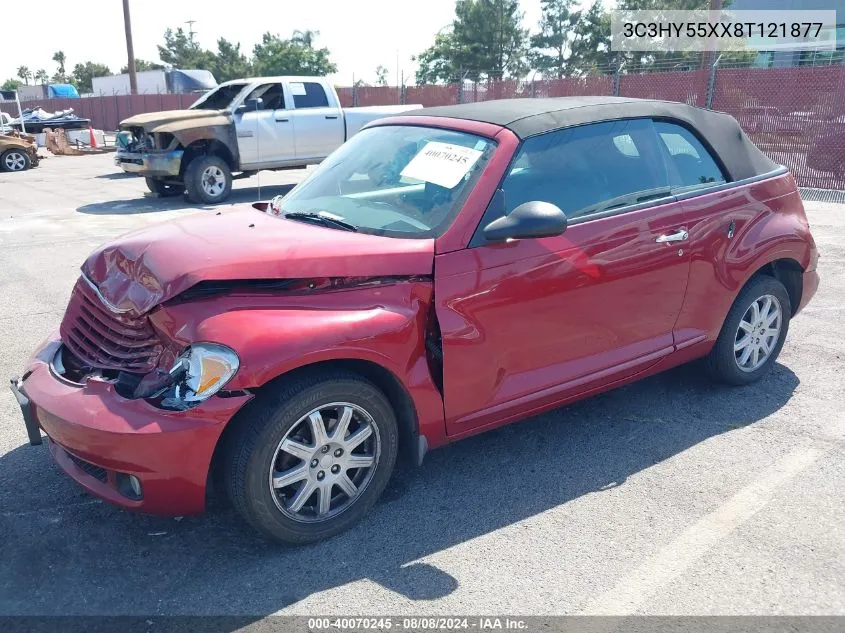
(209, 358), (424, 500)
(180, 139), (237, 175)
(749, 257), (804, 316)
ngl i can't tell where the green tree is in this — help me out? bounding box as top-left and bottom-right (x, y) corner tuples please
(1, 78), (22, 91)
(16, 66), (32, 85)
(52, 51), (67, 81)
(252, 31), (337, 76)
(375, 64), (389, 86)
(72, 62), (111, 93)
(157, 27), (215, 69)
(34, 69), (49, 84)
(121, 59), (166, 73)
(210, 38), (252, 82)
(413, 30), (462, 84)
(530, 0), (611, 77)
(414, 0), (528, 82)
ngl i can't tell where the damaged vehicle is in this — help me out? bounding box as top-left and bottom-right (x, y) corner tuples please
(114, 76), (420, 204)
(12, 97), (819, 544)
(0, 130), (39, 172)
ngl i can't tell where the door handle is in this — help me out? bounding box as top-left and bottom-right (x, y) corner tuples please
(275, 118), (289, 123)
(325, 115), (339, 120)
(655, 229), (688, 244)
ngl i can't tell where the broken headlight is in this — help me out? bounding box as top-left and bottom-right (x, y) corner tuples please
(160, 343), (239, 408)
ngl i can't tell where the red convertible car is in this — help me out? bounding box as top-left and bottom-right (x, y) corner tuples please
(11, 97), (819, 544)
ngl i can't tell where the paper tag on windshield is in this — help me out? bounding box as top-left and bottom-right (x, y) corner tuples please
(400, 142), (483, 189)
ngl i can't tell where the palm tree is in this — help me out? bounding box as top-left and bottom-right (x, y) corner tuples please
(52, 51), (66, 77)
(34, 69), (48, 85)
(291, 29), (318, 48)
(16, 66), (32, 85)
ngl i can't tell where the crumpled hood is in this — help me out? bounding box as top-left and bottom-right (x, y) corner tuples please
(119, 109), (230, 132)
(81, 207), (435, 315)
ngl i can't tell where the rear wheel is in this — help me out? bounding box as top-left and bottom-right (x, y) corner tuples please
(706, 275), (791, 385)
(145, 177), (183, 197)
(184, 155), (232, 204)
(223, 370), (398, 544)
(1, 149), (31, 172)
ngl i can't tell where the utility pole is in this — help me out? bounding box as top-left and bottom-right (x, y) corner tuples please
(186, 20), (197, 42)
(122, 0), (137, 94)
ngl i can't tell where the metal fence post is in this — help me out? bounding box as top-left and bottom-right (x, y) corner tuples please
(531, 76), (537, 98)
(457, 70), (464, 104)
(353, 84), (359, 107)
(705, 55), (721, 110)
(613, 63), (623, 97)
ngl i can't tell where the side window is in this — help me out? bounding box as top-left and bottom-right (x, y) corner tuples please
(244, 83), (285, 110)
(497, 119), (670, 223)
(291, 82), (330, 108)
(654, 121), (726, 190)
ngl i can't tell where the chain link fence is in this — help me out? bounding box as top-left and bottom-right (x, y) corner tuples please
(3, 60), (845, 191)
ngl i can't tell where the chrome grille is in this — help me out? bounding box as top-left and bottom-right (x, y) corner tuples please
(59, 277), (162, 373)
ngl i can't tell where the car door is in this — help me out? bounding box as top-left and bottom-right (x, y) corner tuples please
(234, 82), (295, 168)
(433, 118), (693, 436)
(286, 81), (345, 161)
(653, 120), (737, 347)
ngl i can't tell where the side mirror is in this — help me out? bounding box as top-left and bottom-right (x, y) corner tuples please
(483, 201), (568, 242)
(237, 98), (263, 113)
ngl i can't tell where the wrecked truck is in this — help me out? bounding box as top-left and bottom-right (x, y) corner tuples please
(115, 76), (420, 203)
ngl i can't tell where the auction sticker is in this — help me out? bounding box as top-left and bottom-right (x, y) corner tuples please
(401, 142), (483, 189)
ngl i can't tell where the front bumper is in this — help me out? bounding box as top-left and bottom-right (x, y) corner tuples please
(11, 334), (252, 515)
(115, 148), (184, 177)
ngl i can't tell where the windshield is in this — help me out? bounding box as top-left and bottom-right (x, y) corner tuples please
(278, 125), (496, 238)
(190, 83), (248, 110)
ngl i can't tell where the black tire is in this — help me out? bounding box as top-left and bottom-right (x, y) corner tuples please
(183, 155), (232, 204)
(1, 149), (31, 172)
(706, 275), (792, 386)
(222, 370), (399, 544)
(145, 177), (183, 197)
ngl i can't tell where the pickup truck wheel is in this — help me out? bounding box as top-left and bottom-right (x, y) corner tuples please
(184, 155), (232, 204)
(1, 149), (31, 172)
(145, 177), (183, 197)
(706, 275), (791, 386)
(223, 370), (398, 544)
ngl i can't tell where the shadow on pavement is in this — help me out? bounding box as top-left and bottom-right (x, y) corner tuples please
(0, 361), (799, 615)
(95, 172), (138, 180)
(75, 184), (297, 215)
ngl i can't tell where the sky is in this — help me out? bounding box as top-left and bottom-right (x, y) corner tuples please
(1, 0), (557, 88)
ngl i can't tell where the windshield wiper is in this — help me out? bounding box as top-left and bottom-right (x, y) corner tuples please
(283, 211), (358, 232)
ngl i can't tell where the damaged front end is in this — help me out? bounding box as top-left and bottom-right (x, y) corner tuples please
(115, 126), (183, 177)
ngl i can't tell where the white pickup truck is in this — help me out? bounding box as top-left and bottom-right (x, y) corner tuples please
(115, 76), (420, 203)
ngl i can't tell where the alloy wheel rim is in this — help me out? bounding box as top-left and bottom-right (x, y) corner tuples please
(201, 166), (225, 197)
(269, 402), (380, 523)
(5, 152), (26, 171)
(734, 294), (782, 372)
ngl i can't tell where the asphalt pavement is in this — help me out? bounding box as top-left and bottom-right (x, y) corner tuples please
(0, 154), (843, 617)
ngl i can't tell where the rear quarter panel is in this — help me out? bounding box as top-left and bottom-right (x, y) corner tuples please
(674, 171), (816, 344)
(148, 281), (447, 448)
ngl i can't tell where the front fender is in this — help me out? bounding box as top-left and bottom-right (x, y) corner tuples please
(148, 281), (447, 448)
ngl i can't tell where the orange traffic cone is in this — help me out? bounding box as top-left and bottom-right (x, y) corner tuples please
(88, 126), (98, 148)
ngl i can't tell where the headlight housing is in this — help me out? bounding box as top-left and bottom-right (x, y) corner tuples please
(161, 343), (239, 407)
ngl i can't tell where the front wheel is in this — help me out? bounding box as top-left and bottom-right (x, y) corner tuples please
(223, 370), (398, 544)
(184, 155), (232, 204)
(706, 275), (791, 385)
(1, 149), (31, 172)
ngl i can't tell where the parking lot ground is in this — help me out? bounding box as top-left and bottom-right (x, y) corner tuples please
(0, 154), (843, 616)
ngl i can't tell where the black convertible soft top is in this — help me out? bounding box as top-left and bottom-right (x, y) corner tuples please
(401, 97), (779, 182)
